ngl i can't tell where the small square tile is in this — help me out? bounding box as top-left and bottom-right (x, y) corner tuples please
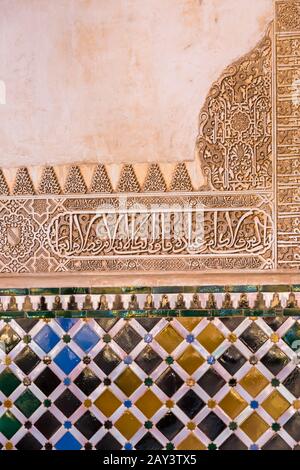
(198, 412), (226, 441)
(115, 368), (142, 396)
(74, 367), (101, 396)
(261, 345), (290, 376)
(75, 411), (102, 439)
(156, 412), (184, 440)
(54, 389), (81, 417)
(219, 390), (247, 419)
(34, 367), (61, 396)
(34, 325), (60, 353)
(114, 411), (141, 440)
(54, 346), (81, 374)
(240, 412), (269, 441)
(262, 390), (290, 420)
(198, 368), (226, 397)
(156, 367), (184, 397)
(73, 324), (100, 353)
(135, 345), (162, 374)
(35, 411), (61, 439)
(177, 390), (205, 418)
(240, 322), (268, 353)
(218, 345), (246, 376)
(14, 346), (41, 375)
(155, 325), (183, 353)
(94, 345), (121, 375)
(114, 323), (142, 353)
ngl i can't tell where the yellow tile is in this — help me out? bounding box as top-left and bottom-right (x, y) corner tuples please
(115, 411), (141, 439)
(177, 345), (205, 375)
(155, 325), (183, 353)
(262, 390), (290, 420)
(115, 368), (142, 396)
(135, 390), (162, 418)
(177, 318), (202, 331)
(219, 390), (247, 419)
(94, 389), (121, 417)
(239, 367), (269, 397)
(177, 434), (206, 450)
(197, 323), (225, 353)
(240, 412), (269, 442)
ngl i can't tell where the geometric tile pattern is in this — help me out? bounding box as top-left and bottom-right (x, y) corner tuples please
(0, 316), (300, 450)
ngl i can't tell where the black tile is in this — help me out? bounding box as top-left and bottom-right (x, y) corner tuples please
(198, 368), (226, 397)
(94, 345), (121, 375)
(34, 368), (61, 396)
(15, 319), (39, 333)
(219, 434), (247, 450)
(74, 367), (101, 396)
(261, 345), (290, 376)
(177, 390), (205, 419)
(156, 368), (184, 397)
(95, 433), (122, 450)
(220, 318), (245, 331)
(218, 345), (246, 375)
(156, 412), (184, 440)
(135, 346), (162, 375)
(94, 319), (119, 332)
(14, 347), (40, 375)
(283, 368), (300, 398)
(135, 432), (163, 450)
(283, 412), (300, 441)
(264, 317), (287, 332)
(75, 411), (102, 439)
(136, 319), (161, 331)
(54, 389), (81, 417)
(16, 433), (43, 450)
(262, 435), (292, 450)
(114, 324), (142, 353)
(35, 411), (60, 439)
(240, 322), (268, 353)
(0, 325), (20, 353)
(198, 412), (226, 441)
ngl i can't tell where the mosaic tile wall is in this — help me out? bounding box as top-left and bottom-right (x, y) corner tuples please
(1, 316), (300, 450)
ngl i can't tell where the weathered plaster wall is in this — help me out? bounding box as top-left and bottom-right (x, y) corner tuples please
(0, 0), (273, 168)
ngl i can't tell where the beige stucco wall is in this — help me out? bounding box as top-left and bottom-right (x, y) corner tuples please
(0, 0), (273, 168)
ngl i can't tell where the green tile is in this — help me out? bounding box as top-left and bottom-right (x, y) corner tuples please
(121, 287), (151, 294)
(29, 288), (59, 296)
(0, 289), (29, 296)
(261, 285), (290, 293)
(15, 389), (41, 418)
(60, 287), (90, 295)
(196, 286), (225, 293)
(152, 286), (184, 294)
(90, 287), (122, 295)
(0, 368), (21, 397)
(0, 411), (22, 439)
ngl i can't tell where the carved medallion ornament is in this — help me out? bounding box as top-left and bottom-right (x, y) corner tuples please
(0, 1), (299, 277)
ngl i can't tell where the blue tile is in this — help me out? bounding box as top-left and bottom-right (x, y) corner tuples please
(33, 325), (60, 353)
(73, 324), (100, 353)
(55, 432), (82, 450)
(54, 347), (80, 374)
(55, 318), (78, 332)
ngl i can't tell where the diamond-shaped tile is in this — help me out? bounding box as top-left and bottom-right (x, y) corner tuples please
(95, 433), (122, 450)
(156, 367), (184, 397)
(198, 368), (226, 397)
(0, 411), (21, 439)
(240, 412), (269, 441)
(114, 323), (142, 353)
(74, 367), (101, 396)
(0, 368), (21, 397)
(177, 318), (202, 332)
(177, 434), (206, 450)
(0, 324), (20, 353)
(94, 345), (121, 375)
(177, 345), (205, 375)
(54, 389), (81, 417)
(177, 390), (205, 419)
(34, 367), (61, 396)
(55, 432), (82, 450)
(155, 325), (183, 353)
(75, 410), (102, 439)
(35, 410), (61, 439)
(262, 390), (290, 420)
(219, 434), (247, 450)
(197, 323), (225, 353)
(283, 322), (300, 350)
(239, 322), (268, 353)
(34, 325), (60, 353)
(283, 412), (300, 441)
(15, 389), (41, 418)
(115, 368), (142, 396)
(239, 367), (269, 397)
(156, 412), (184, 440)
(135, 345), (162, 374)
(219, 390), (247, 419)
(198, 412), (226, 441)
(264, 317), (286, 332)
(94, 318), (119, 332)
(54, 346), (80, 374)
(220, 318), (244, 331)
(218, 345), (246, 375)
(73, 324), (100, 353)
(115, 411), (141, 440)
(16, 433), (42, 450)
(94, 389), (122, 417)
(261, 345), (290, 376)
(283, 368), (300, 398)
(14, 346), (40, 375)
(262, 435), (292, 450)
(136, 318), (161, 331)
(55, 318), (78, 332)
(135, 390), (162, 418)
(135, 432), (163, 450)
(15, 319), (39, 333)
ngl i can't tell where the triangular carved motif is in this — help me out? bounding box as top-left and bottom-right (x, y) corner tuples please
(117, 164), (140, 193)
(170, 163), (193, 191)
(0, 169), (9, 195)
(13, 167), (35, 195)
(64, 165), (87, 194)
(38, 166), (61, 195)
(89, 164), (113, 193)
(143, 163), (167, 192)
